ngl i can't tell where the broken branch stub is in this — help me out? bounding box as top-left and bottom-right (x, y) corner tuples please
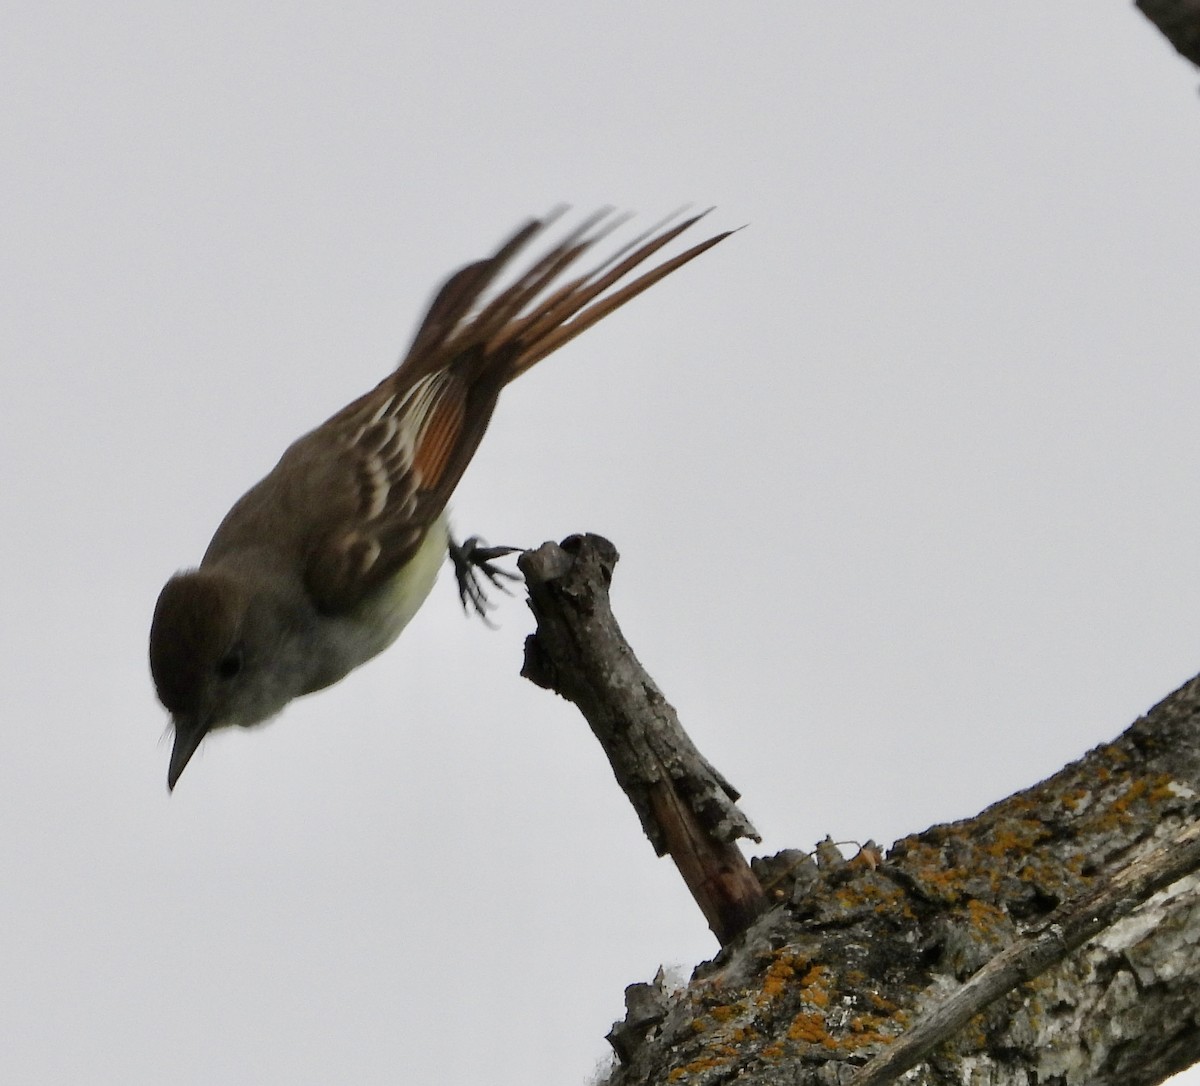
(519, 533), (766, 944)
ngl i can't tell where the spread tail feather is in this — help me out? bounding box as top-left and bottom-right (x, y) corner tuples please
(398, 209), (731, 386)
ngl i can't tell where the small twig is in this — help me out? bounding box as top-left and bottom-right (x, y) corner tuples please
(519, 533), (767, 945)
(849, 818), (1200, 1086)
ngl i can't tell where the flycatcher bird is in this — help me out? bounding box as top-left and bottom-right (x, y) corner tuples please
(150, 209), (729, 789)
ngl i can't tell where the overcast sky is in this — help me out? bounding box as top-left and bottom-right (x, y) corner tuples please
(3, 4), (1199, 1084)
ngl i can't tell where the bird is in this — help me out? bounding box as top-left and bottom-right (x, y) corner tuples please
(149, 208), (730, 789)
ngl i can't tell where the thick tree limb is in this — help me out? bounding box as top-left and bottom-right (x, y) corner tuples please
(595, 671), (1200, 1086)
(519, 534), (766, 945)
(850, 818), (1200, 1086)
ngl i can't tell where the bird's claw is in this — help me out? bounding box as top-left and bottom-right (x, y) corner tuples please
(449, 535), (522, 625)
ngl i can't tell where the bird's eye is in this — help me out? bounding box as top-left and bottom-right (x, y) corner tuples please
(216, 647), (243, 680)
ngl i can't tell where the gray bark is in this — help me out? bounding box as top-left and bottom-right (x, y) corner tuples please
(520, 535), (766, 946)
(600, 646), (1200, 1086)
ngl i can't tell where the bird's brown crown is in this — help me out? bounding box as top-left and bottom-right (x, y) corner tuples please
(149, 571), (245, 716)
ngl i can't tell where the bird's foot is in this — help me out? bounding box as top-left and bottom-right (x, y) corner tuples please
(449, 535), (522, 624)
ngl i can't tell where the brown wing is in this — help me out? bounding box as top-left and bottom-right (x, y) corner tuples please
(302, 362), (488, 612)
(304, 209), (732, 612)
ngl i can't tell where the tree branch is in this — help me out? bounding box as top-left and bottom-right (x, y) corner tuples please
(519, 534), (766, 946)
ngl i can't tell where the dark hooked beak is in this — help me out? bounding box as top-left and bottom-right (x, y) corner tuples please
(168, 717), (209, 791)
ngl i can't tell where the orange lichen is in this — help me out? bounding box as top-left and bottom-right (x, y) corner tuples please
(798, 963), (831, 1008)
(800, 963), (828, 987)
(804, 984), (831, 1009)
(909, 859), (970, 902)
(1060, 787), (1089, 812)
(1147, 773), (1178, 805)
(787, 1011), (835, 1047)
(832, 877), (908, 914)
(1102, 744), (1131, 766)
(967, 898), (1008, 934)
(983, 819), (1049, 858)
(843, 1012), (896, 1048)
(1110, 777), (1149, 815)
(866, 991), (899, 1014)
(759, 950), (805, 1000)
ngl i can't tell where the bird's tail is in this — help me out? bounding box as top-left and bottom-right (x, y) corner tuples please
(397, 208), (732, 386)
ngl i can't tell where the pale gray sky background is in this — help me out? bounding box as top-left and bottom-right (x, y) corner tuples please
(3, 4), (1199, 1083)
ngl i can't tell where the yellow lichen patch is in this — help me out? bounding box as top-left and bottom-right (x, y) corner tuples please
(679, 1056), (727, 1077)
(758, 949), (806, 1000)
(909, 858), (970, 902)
(709, 1004), (739, 1023)
(761, 1042), (785, 1059)
(800, 963), (828, 986)
(832, 877), (907, 915)
(1060, 786), (1089, 812)
(803, 983), (831, 1009)
(1101, 743), (1130, 766)
(963, 1012), (989, 1049)
(787, 1011), (835, 1047)
(842, 1013), (895, 1050)
(799, 963), (831, 1008)
(983, 819), (1047, 858)
(1147, 773), (1178, 805)
(966, 897), (1009, 935)
(1109, 777), (1149, 816)
(866, 991), (899, 1014)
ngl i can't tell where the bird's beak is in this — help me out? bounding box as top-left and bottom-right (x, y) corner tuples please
(168, 718), (208, 791)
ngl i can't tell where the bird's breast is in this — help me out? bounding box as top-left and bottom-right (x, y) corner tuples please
(303, 513), (449, 692)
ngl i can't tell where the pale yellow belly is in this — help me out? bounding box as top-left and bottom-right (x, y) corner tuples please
(354, 511), (449, 660)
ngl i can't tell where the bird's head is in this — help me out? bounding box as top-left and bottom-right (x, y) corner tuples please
(149, 569), (298, 789)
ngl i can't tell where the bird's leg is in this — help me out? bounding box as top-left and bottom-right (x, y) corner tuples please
(448, 534), (521, 623)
